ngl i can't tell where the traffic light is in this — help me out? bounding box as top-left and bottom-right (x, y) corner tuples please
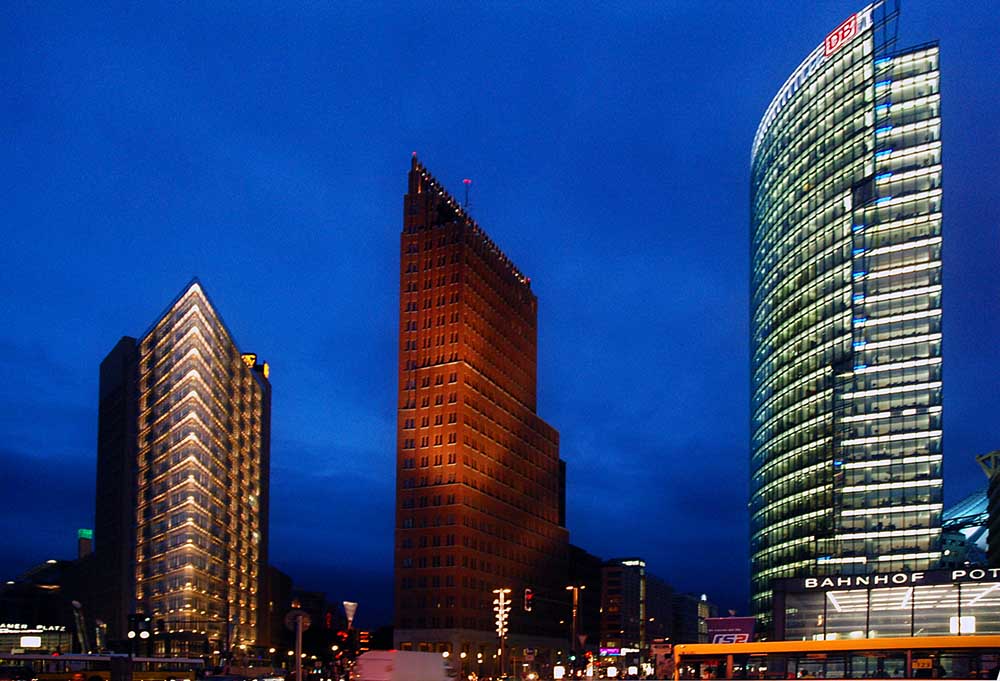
(523, 588), (534, 612)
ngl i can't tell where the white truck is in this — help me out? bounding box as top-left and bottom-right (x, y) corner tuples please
(353, 651), (457, 681)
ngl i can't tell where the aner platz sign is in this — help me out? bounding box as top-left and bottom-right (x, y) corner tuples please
(0, 623), (67, 635)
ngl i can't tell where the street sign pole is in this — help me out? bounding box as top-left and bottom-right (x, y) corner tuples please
(285, 609), (311, 681)
(295, 615), (303, 681)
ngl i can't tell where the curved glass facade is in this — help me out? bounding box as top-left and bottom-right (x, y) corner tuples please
(750, 3), (942, 622)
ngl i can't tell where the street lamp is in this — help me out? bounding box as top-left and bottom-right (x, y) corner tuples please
(126, 615), (151, 659)
(493, 588), (512, 677)
(565, 586), (586, 656)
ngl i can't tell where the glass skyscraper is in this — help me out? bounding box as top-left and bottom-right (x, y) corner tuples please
(750, 2), (942, 622)
(95, 280), (271, 654)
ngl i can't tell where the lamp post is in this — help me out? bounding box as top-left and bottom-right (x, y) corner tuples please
(284, 608), (311, 681)
(460, 652), (467, 679)
(127, 623), (136, 660)
(565, 586), (585, 658)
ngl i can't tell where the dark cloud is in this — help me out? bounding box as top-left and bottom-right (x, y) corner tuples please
(0, 448), (95, 577)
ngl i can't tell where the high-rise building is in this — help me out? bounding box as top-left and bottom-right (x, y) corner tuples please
(671, 592), (717, 644)
(600, 559), (647, 653)
(394, 156), (568, 660)
(750, 3), (942, 623)
(597, 558), (715, 652)
(94, 280), (271, 655)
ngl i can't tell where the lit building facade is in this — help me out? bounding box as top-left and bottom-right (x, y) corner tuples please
(394, 156), (568, 661)
(750, 3), (942, 622)
(597, 559), (691, 660)
(600, 559), (647, 654)
(773, 568), (1000, 640)
(95, 280), (271, 654)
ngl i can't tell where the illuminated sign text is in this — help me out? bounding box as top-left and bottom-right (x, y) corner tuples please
(712, 634), (751, 644)
(824, 15), (859, 56)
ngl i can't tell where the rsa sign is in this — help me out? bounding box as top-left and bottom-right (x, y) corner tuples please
(712, 633), (750, 644)
(706, 617), (756, 645)
(825, 14), (859, 56)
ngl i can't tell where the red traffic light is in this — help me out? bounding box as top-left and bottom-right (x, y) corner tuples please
(524, 588), (534, 612)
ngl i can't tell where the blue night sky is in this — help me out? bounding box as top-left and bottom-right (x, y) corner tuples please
(1, 2), (998, 627)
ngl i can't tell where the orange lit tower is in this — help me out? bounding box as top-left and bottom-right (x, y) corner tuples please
(394, 156), (568, 659)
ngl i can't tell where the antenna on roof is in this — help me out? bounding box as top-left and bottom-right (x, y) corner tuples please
(463, 178), (472, 208)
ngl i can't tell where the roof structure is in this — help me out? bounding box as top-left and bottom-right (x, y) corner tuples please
(942, 489), (989, 529)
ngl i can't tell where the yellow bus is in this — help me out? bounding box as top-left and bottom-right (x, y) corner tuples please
(0, 654), (205, 681)
(673, 635), (1000, 680)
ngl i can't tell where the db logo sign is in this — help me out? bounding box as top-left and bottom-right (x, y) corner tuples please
(712, 634), (750, 644)
(824, 14), (858, 56)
